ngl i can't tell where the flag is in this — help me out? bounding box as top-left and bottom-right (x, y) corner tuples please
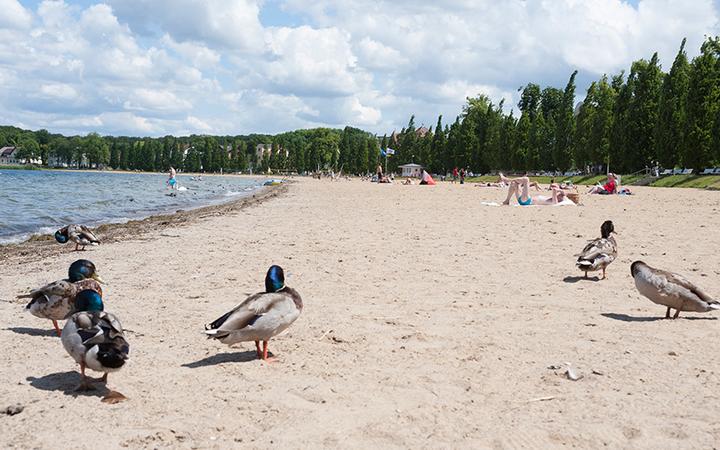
(380, 149), (386, 157)
(386, 148), (396, 156)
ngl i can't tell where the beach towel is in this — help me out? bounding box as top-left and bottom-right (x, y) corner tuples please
(480, 199), (576, 207)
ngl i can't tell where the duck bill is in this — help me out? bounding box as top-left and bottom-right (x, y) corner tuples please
(91, 272), (106, 284)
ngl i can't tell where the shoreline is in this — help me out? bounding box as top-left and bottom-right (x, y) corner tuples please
(0, 182), (289, 264)
(0, 166), (287, 178)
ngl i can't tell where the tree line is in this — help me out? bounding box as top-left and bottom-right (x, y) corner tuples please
(3, 36), (717, 175)
(384, 36), (720, 174)
(0, 125), (380, 175)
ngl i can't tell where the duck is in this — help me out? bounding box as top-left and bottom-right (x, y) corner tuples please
(576, 220), (617, 279)
(204, 265), (303, 360)
(55, 224), (101, 251)
(631, 261), (719, 319)
(62, 289), (129, 394)
(19, 259), (104, 336)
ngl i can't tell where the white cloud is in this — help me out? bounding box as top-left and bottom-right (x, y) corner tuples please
(0, 0), (32, 29)
(108, 0), (265, 52)
(39, 83), (79, 100)
(263, 25), (363, 97)
(123, 88), (192, 113)
(348, 97), (381, 125)
(0, 0), (717, 137)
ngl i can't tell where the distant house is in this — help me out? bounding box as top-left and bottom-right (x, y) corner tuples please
(255, 143), (286, 161)
(398, 163), (423, 178)
(0, 146), (18, 165)
(48, 156), (69, 167)
(415, 127), (430, 138)
(256, 143), (272, 161)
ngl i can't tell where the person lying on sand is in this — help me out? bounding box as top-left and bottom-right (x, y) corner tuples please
(502, 176), (567, 206)
(498, 173), (541, 191)
(550, 178), (577, 191)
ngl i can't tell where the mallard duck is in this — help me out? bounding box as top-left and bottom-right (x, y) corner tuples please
(19, 259), (104, 336)
(62, 290), (129, 393)
(631, 261), (719, 319)
(55, 224), (101, 251)
(204, 265), (303, 360)
(576, 220), (617, 279)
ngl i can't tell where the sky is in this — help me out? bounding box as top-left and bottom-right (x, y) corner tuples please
(0, 0), (718, 138)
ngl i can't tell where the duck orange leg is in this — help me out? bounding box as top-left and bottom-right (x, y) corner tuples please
(52, 320), (62, 337)
(261, 341), (276, 362)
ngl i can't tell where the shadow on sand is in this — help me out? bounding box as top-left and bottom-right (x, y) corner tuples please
(26, 371), (109, 398)
(5, 327), (57, 337)
(563, 275), (601, 283)
(182, 351), (265, 368)
(601, 312), (718, 322)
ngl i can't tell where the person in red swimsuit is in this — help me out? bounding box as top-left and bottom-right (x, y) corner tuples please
(588, 173), (617, 195)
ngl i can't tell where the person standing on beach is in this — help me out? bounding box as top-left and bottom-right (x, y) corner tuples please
(452, 167), (459, 183)
(459, 168), (465, 184)
(376, 163), (383, 183)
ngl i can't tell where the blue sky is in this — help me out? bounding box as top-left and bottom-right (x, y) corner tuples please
(0, 0), (718, 137)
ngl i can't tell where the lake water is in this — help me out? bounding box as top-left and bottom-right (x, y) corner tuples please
(0, 170), (267, 244)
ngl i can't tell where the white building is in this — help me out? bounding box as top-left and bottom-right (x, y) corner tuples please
(0, 146), (18, 164)
(398, 163), (423, 178)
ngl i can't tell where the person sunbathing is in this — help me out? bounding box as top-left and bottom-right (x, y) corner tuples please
(498, 173), (541, 191)
(501, 176), (566, 206)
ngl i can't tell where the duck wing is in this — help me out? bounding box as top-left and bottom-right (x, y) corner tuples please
(78, 225), (101, 243)
(655, 269), (717, 304)
(19, 280), (74, 300)
(67, 225), (98, 245)
(577, 238), (616, 262)
(77, 312), (128, 354)
(21, 281), (77, 319)
(205, 292), (293, 334)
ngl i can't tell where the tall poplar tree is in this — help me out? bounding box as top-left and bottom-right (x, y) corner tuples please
(684, 37), (720, 170)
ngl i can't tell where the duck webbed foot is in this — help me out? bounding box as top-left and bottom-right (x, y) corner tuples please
(260, 341), (277, 362)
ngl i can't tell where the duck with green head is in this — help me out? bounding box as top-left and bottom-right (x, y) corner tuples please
(62, 289), (129, 393)
(18, 259), (104, 336)
(204, 265), (303, 361)
(55, 224), (100, 251)
(576, 220), (618, 279)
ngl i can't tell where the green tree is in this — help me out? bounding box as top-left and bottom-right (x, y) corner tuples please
(656, 39), (690, 168)
(553, 70), (577, 171)
(15, 134), (40, 163)
(430, 115), (446, 173)
(684, 37), (720, 170)
(626, 53), (663, 171)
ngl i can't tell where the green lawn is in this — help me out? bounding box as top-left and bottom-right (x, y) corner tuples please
(0, 164), (42, 170)
(464, 173), (720, 189)
(465, 174), (642, 186)
(649, 174), (720, 189)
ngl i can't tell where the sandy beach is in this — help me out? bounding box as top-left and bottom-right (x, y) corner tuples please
(1, 178), (720, 449)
